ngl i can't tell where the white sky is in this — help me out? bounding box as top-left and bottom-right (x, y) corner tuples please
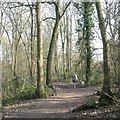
(1, 0), (119, 3)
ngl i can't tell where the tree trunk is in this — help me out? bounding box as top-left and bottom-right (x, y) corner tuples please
(66, 11), (70, 79)
(84, 3), (92, 85)
(63, 16), (66, 79)
(36, 0), (45, 98)
(30, 5), (34, 80)
(0, 1), (2, 42)
(13, 43), (18, 77)
(118, 1), (120, 96)
(46, 1), (71, 86)
(46, 20), (61, 86)
(54, 33), (59, 80)
(0, 1), (2, 107)
(96, 1), (111, 102)
(46, 2), (61, 86)
(69, 10), (72, 72)
(60, 23), (66, 79)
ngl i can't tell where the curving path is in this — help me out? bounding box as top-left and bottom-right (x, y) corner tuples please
(4, 82), (96, 118)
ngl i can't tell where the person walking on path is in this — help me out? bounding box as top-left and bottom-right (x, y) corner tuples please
(72, 73), (78, 88)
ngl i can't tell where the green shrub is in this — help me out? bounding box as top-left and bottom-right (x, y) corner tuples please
(2, 77), (37, 106)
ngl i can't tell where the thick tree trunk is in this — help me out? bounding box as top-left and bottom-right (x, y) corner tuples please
(84, 3), (92, 85)
(96, 2), (111, 102)
(46, 20), (60, 86)
(46, 2), (61, 86)
(85, 46), (91, 84)
(46, 1), (71, 86)
(36, 0), (45, 98)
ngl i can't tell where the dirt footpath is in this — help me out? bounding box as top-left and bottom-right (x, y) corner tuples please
(3, 83), (96, 118)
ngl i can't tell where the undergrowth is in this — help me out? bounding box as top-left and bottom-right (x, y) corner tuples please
(72, 91), (119, 113)
(2, 84), (57, 106)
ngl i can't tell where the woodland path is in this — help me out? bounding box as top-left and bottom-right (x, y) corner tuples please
(4, 82), (97, 118)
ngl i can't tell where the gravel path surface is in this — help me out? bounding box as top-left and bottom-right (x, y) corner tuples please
(3, 83), (96, 118)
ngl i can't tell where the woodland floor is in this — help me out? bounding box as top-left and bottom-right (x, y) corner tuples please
(3, 82), (120, 119)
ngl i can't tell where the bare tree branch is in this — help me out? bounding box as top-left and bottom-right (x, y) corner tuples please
(42, 17), (56, 21)
(60, 2), (71, 19)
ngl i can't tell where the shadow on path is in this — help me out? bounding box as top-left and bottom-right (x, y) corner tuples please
(4, 83), (96, 118)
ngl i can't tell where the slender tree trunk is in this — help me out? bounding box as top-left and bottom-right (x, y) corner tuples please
(0, 1), (2, 107)
(36, 0), (45, 98)
(27, 1), (34, 80)
(13, 27), (19, 78)
(118, 1), (120, 95)
(30, 5), (33, 80)
(96, 1), (111, 102)
(69, 10), (72, 72)
(66, 11), (70, 79)
(60, 23), (66, 79)
(63, 17), (66, 79)
(0, 1), (2, 43)
(13, 43), (18, 77)
(11, 25), (14, 76)
(54, 33), (59, 80)
(13, 33), (20, 95)
(54, 47), (58, 74)
(21, 40), (33, 81)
